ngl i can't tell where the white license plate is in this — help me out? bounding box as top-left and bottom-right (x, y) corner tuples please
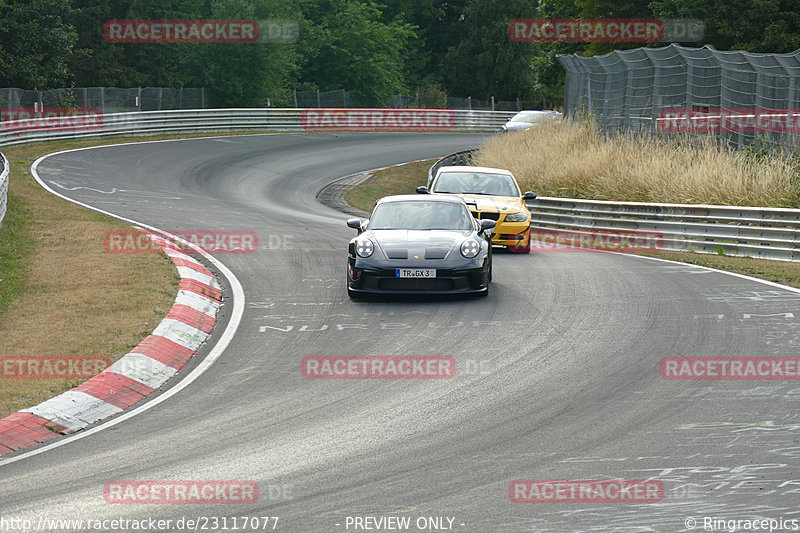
(396, 268), (436, 278)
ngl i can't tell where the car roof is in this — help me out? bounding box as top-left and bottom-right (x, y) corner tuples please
(376, 193), (468, 205)
(435, 165), (514, 177)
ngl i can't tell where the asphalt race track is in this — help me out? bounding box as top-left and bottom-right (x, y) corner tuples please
(2, 132), (800, 532)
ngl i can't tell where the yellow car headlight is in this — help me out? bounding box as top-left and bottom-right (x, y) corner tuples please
(505, 211), (529, 222)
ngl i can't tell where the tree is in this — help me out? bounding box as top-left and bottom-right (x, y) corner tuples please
(650, 0), (800, 53)
(441, 0), (540, 101)
(299, 0), (415, 106)
(0, 0), (80, 89)
(184, 0), (301, 106)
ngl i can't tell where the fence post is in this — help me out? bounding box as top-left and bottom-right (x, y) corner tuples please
(342, 89), (346, 108)
(491, 96), (495, 111)
(468, 96), (472, 110)
(158, 88), (163, 110)
(137, 87), (142, 110)
(316, 89), (321, 108)
(101, 88), (105, 114)
(178, 87), (183, 109)
(201, 87), (205, 108)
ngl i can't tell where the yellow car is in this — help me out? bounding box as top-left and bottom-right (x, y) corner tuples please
(417, 166), (536, 253)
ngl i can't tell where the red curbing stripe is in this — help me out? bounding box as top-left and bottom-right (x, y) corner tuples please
(75, 371), (156, 409)
(0, 413), (70, 453)
(0, 228), (223, 456)
(166, 304), (217, 333)
(132, 335), (195, 370)
(171, 257), (213, 277)
(179, 278), (222, 301)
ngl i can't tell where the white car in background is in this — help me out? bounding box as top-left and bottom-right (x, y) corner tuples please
(500, 110), (561, 133)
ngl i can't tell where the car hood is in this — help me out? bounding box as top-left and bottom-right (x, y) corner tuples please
(448, 194), (525, 214)
(367, 230), (472, 259)
(503, 122), (534, 130)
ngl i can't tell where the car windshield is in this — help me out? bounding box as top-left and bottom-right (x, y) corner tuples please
(369, 201), (473, 230)
(432, 171), (520, 197)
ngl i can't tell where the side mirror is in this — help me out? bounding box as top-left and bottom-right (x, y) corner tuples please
(347, 218), (367, 233)
(523, 191), (537, 200)
(480, 219), (496, 232)
(416, 186), (429, 194)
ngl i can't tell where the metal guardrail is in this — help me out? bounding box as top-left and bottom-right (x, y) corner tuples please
(0, 152), (8, 228)
(427, 149), (476, 187)
(0, 108), (511, 148)
(0, 108), (509, 230)
(527, 197), (800, 261)
(431, 150), (800, 262)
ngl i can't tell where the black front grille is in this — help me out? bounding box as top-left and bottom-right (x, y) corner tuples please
(378, 278), (455, 291)
(475, 212), (500, 221)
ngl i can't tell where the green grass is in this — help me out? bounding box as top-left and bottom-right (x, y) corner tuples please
(344, 160), (432, 213)
(0, 189), (35, 318)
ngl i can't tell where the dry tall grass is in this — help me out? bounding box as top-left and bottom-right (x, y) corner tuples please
(474, 119), (800, 207)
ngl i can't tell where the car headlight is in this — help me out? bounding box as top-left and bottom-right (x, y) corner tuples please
(355, 239), (374, 258)
(505, 211), (529, 222)
(461, 239), (481, 258)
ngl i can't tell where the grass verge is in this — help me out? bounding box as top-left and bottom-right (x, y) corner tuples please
(344, 160), (435, 213)
(0, 131), (278, 419)
(346, 160), (800, 290)
(474, 119), (800, 207)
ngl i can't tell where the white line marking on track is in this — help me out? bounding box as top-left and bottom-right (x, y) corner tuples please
(0, 140), (246, 467)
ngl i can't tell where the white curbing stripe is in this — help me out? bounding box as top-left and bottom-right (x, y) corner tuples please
(151, 319), (209, 351)
(162, 248), (204, 267)
(21, 391), (123, 433)
(175, 290), (220, 317)
(176, 266), (219, 288)
(109, 354), (179, 389)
